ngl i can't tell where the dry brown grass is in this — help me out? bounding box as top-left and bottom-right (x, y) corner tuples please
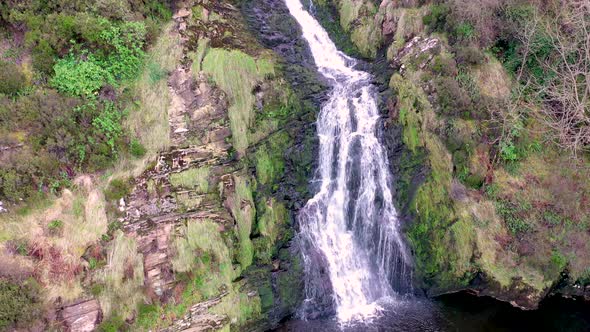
(473, 56), (511, 99)
(97, 230), (145, 320)
(0, 176), (108, 304)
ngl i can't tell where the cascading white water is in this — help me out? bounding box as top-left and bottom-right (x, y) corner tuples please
(285, 0), (413, 323)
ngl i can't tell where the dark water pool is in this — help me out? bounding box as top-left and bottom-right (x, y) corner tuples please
(274, 293), (590, 332)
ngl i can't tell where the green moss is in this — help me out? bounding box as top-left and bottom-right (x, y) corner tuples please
(254, 131), (289, 186)
(277, 252), (304, 309)
(172, 219), (232, 275)
(202, 48), (275, 155)
(227, 175), (256, 270)
(209, 287), (261, 326)
(389, 7), (427, 58)
(391, 73), (470, 288)
(169, 167), (210, 193)
(258, 282), (274, 311)
(391, 74), (427, 152)
(336, 0), (381, 58)
(190, 37), (210, 74)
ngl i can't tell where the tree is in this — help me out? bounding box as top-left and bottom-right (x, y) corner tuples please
(532, 0), (590, 153)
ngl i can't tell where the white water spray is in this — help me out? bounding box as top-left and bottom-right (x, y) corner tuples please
(285, 0), (413, 324)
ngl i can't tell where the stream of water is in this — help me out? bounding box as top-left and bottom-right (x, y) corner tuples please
(285, 0), (413, 323)
(277, 1), (590, 331)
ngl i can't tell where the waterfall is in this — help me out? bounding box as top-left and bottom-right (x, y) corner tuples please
(284, 0), (413, 323)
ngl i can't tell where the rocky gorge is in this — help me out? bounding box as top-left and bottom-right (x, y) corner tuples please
(1, 0), (589, 331)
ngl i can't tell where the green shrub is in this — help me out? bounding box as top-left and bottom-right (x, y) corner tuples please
(423, 4), (449, 33)
(0, 279), (41, 330)
(15, 89), (121, 168)
(47, 219), (64, 234)
(98, 22), (146, 81)
(454, 22), (476, 41)
(455, 46), (485, 65)
(543, 211), (562, 226)
(464, 174), (485, 189)
(104, 178), (132, 201)
(145, 0), (172, 21)
(92, 102), (123, 152)
(51, 53), (113, 96)
(0, 150), (62, 203)
(90, 283), (104, 296)
(50, 21), (146, 96)
(97, 315), (126, 332)
(93, 0), (132, 20)
(32, 40), (57, 75)
(431, 55), (458, 77)
(495, 200), (531, 235)
(435, 77), (471, 116)
(0, 61), (26, 95)
(129, 139), (146, 158)
(500, 141), (519, 162)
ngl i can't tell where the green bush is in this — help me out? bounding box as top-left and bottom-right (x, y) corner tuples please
(32, 40), (57, 75)
(50, 21), (146, 96)
(435, 77), (471, 116)
(93, 0), (132, 20)
(0, 150), (61, 203)
(92, 102), (123, 152)
(47, 219), (63, 230)
(0, 61), (26, 95)
(0, 279), (41, 330)
(129, 139), (146, 158)
(97, 315), (126, 332)
(104, 178), (132, 201)
(144, 0), (172, 21)
(51, 53), (113, 96)
(423, 4), (449, 33)
(495, 200), (531, 235)
(455, 46), (485, 65)
(431, 55), (458, 77)
(454, 22), (476, 41)
(464, 174), (485, 189)
(98, 22), (146, 81)
(500, 141), (519, 162)
(13, 95), (124, 173)
(0, 1), (160, 205)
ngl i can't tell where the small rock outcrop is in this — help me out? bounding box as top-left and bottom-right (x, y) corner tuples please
(58, 299), (102, 332)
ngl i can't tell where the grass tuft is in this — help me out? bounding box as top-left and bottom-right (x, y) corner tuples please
(169, 167), (210, 193)
(202, 48), (275, 155)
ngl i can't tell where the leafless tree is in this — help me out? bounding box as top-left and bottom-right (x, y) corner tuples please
(531, 0), (590, 154)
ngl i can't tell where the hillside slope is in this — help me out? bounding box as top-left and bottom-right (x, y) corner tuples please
(0, 0), (321, 330)
(317, 0), (590, 309)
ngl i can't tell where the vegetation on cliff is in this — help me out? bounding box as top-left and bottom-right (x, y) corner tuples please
(0, 0), (314, 330)
(0, 0), (172, 205)
(322, 0), (590, 308)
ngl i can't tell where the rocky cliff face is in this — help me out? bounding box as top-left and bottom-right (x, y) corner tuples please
(314, 0), (590, 310)
(59, 0), (325, 331)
